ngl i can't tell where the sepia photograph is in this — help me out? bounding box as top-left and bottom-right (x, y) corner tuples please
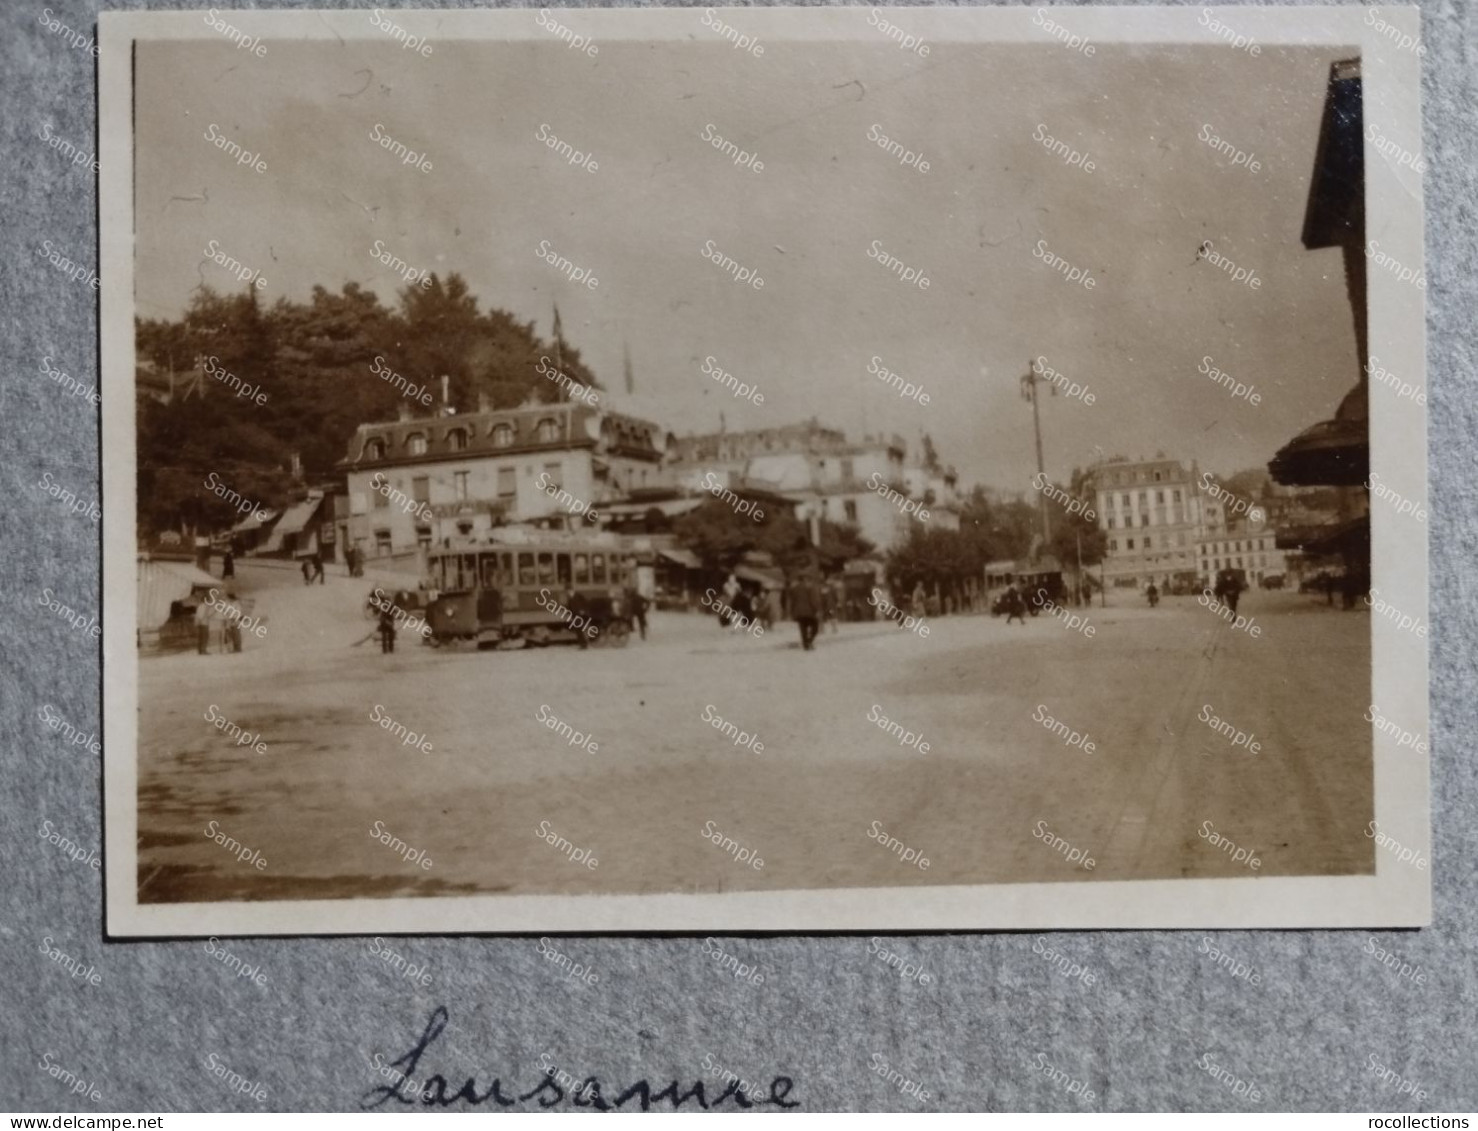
(98, 5), (1430, 934)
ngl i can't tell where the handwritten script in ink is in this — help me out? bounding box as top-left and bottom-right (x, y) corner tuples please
(360, 1006), (801, 1110)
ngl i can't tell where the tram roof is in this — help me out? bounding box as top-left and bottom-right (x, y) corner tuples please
(428, 531), (632, 554)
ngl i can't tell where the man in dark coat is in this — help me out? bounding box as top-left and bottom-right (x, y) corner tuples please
(378, 606), (397, 654)
(221, 550), (235, 580)
(1005, 583), (1027, 625)
(789, 575), (821, 651)
(567, 589), (592, 650)
(626, 585), (648, 640)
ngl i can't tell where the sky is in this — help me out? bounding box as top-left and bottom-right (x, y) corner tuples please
(136, 32), (1361, 492)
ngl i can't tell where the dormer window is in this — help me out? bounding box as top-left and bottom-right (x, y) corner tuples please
(536, 418), (559, 443)
(363, 438), (386, 461)
(448, 428), (469, 452)
(492, 423), (514, 448)
(406, 432), (427, 456)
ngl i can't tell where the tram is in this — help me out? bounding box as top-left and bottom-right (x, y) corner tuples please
(421, 535), (633, 648)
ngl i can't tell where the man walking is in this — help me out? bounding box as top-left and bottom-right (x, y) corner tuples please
(790, 573), (821, 651)
(311, 551), (325, 585)
(626, 585), (648, 641)
(1005, 582), (1027, 625)
(378, 605), (397, 654)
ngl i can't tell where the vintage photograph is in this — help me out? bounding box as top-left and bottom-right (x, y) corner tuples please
(100, 6), (1429, 934)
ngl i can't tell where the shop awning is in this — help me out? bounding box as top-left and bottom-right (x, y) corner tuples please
(734, 564), (785, 589)
(261, 496), (323, 553)
(231, 508), (278, 534)
(137, 557), (219, 631)
(657, 547), (701, 568)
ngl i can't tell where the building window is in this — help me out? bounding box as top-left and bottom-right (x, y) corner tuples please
(448, 428), (468, 452)
(536, 418), (559, 443)
(1111, 539), (1119, 551)
(1173, 489), (1182, 503)
(1121, 494), (1130, 507)
(1138, 492), (1147, 505)
(1156, 491), (1164, 503)
(1107, 516), (1116, 529)
(373, 481), (389, 509)
(363, 438), (386, 461)
(1144, 535), (1153, 548)
(1127, 538), (1135, 550)
(412, 476), (430, 504)
(1154, 471), (1163, 481)
(497, 467), (516, 499)
(454, 471), (469, 501)
(543, 462), (563, 489)
(492, 424), (514, 448)
(844, 499), (858, 524)
(374, 529), (392, 554)
(406, 433), (427, 456)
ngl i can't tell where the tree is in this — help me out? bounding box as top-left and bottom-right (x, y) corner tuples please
(134, 275), (612, 537)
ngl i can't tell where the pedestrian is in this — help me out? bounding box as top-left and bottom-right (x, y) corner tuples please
(226, 617), (243, 653)
(1005, 583), (1026, 625)
(911, 581), (926, 619)
(789, 573), (821, 651)
(568, 589), (592, 650)
(222, 549), (235, 581)
(194, 600), (212, 654)
(627, 585), (648, 641)
(312, 551), (325, 585)
(378, 606), (397, 654)
(301, 558), (313, 585)
(733, 586), (757, 632)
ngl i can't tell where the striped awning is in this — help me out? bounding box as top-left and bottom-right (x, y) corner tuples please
(137, 557), (219, 631)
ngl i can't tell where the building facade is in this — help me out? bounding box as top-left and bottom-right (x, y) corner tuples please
(1195, 522), (1289, 587)
(1093, 458), (1209, 588)
(666, 420), (955, 552)
(337, 401), (666, 557)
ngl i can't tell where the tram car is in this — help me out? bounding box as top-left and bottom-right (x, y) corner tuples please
(422, 537), (633, 648)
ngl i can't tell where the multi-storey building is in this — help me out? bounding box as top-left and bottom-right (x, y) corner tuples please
(336, 399), (666, 557)
(666, 420), (954, 552)
(1195, 520), (1289, 587)
(1092, 457), (1209, 588)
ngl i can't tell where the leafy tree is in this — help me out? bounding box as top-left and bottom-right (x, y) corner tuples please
(135, 275), (609, 537)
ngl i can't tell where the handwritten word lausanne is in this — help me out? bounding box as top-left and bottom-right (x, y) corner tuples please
(362, 1008), (800, 1109)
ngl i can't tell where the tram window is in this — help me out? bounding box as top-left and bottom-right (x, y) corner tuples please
(500, 553), (513, 587)
(462, 555), (477, 589)
(538, 552), (556, 585)
(574, 554), (589, 585)
(480, 554), (498, 588)
(592, 554), (607, 584)
(556, 553), (572, 587)
(517, 552), (535, 586)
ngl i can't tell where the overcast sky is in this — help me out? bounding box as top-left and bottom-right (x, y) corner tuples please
(136, 35), (1359, 491)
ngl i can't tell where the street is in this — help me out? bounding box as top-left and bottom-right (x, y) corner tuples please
(137, 567), (1373, 902)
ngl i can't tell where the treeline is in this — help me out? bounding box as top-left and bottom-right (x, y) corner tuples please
(135, 276), (600, 536)
(884, 482), (1105, 603)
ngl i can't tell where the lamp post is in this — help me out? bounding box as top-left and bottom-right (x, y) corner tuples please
(1020, 359), (1056, 554)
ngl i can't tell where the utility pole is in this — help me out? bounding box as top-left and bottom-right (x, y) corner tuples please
(1020, 359), (1055, 555)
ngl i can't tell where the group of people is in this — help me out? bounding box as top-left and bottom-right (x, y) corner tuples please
(712, 572), (828, 651)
